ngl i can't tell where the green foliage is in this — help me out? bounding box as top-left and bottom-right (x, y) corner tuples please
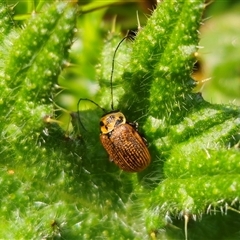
(0, 1), (239, 239)
(199, 3), (240, 105)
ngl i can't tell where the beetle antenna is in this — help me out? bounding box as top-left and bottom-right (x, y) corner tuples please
(77, 98), (106, 131)
(110, 35), (128, 110)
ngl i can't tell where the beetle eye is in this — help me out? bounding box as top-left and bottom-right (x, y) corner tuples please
(115, 116), (123, 126)
(100, 121), (104, 126)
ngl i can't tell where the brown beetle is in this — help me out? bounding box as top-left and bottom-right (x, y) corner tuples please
(100, 111), (150, 172)
(78, 36), (151, 172)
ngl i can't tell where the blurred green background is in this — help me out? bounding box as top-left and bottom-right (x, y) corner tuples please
(7, 0), (240, 119)
(193, 0), (240, 105)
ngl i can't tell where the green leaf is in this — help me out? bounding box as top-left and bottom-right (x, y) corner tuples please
(0, 2), (79, 238)
(94, 0), (240, 238)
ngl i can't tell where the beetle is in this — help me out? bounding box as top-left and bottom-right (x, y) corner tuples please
(78, 36), (151, 172)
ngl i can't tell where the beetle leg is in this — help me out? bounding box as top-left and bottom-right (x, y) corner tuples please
(142, 136), (148, 146)
(128, 121), (138, 131)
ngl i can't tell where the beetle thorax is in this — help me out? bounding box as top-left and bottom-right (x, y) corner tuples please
(100, 111), (126, 134)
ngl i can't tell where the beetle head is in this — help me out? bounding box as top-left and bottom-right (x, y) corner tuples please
(100, 111), (126, 134)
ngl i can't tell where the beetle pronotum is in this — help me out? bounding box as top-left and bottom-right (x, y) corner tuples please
(78, 36), (151, 172)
